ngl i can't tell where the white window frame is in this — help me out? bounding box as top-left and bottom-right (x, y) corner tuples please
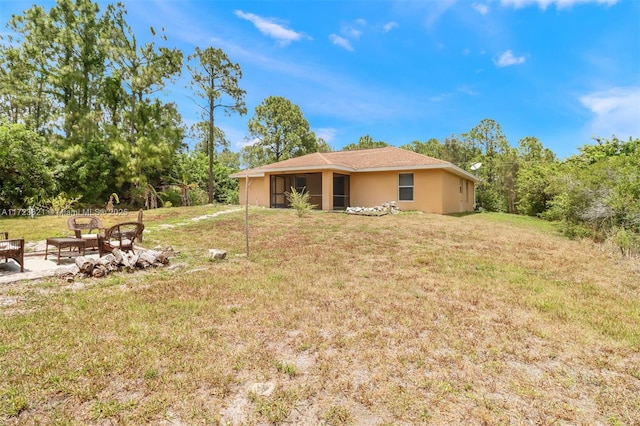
(398, 173), (414, 202)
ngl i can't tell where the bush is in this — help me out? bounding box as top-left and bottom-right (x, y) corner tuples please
(189, 187), (208, 206)
(49, 192), (81, 213)
(285, 187), (316, 217)
(158, 187), (182, 207)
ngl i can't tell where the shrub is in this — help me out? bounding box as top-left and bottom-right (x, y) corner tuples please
(285, 187), (316, 217)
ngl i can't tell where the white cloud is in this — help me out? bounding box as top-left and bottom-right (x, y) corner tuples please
(580, 87), (640, 138)
(501, 0), (617, 10)
(342, 24), (362, 39)
(236, 137), (260, 149)
(329, 34), (354, 51)
(472, 2), (490, 14)
(494, 49), (527, 67)
(314, 128), (337, 143)
(234, 10), (308, 46)
(383, 21), (398, 32)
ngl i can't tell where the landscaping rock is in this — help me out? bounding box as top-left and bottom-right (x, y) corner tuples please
(208, 249), (227, 260)
(346, 201), (400, 216)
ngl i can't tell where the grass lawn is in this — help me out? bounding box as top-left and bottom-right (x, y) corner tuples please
(1, 207), (639, 425)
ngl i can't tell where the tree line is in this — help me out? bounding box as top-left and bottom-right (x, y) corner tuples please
(1, 0), (638, 252)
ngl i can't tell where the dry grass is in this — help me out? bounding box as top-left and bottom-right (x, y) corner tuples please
(1, 207), (639, 425)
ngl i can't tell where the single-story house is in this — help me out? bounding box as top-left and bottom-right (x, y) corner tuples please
(230, 146), (480, 214)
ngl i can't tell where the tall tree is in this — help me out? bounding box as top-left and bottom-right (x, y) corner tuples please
(1, 5), (56, 133)
(105, 11), (184, 194)
(463, 119), (512, 212)
(342, 135), (388, 151)
(515, 136), (557, 216)
(402, 138), (443, 158)
(187, 47), (246, 203)
(242, 96), (317, 167)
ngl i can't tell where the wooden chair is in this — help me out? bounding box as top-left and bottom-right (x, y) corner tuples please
(0, 232), (25, 272)
(68, 215), (105, 250)
(98, 222), (145, 257)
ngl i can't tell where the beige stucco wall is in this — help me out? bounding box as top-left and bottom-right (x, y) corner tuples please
(237, 169), (475, 214)
(350, 169), (451, 213)
(238, 176), (269, 207)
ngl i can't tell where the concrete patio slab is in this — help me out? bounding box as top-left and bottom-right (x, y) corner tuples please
(0, 252), (99, 285)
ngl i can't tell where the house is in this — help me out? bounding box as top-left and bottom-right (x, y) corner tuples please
(230, 146), (480, 214)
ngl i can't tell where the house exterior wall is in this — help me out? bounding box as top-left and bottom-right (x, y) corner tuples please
(440, 172), (476, 214)
(238, 176), (269, 207)
(238, 169), (475, 214)
(350, 170), (446, 213)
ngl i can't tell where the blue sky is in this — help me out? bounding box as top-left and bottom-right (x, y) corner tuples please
(1, 0), (639, 159)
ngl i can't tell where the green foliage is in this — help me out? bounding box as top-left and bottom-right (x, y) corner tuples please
(463, 119), (514, 213)
(516, 137), (558, 216)
(2, 1), (185, 203)
(242, 96), (318, 167)
(187, 46), (246, 203)
(49, 192), (81, 213)
(612, 227), (634, 256)
(188, 187), (208, 206)
(158, 187), (182, 207)
(285, 186), (316, 217)
(342, 135), (388, 151)
(477, 187), (507, 213)
(0, 122), (56, 209)
(169, 150), (239, 205)
(546, 137), (640, 244)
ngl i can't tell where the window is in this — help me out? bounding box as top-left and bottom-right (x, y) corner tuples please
(398, 173), (414, 201)
(459, 178), (463, 194)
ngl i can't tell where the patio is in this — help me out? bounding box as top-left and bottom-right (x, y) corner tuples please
(0, 248), (100, 285)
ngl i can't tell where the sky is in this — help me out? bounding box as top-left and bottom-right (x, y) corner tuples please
(1, 0), (639, 159)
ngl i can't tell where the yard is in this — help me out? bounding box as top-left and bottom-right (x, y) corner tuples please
(1, 206), (639, 425)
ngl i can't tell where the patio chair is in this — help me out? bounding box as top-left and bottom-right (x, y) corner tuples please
(0, 232), (25, 272)
(68, 215), (105, 250)
(98, 221), (145, 257)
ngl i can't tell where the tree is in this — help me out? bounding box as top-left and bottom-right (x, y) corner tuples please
(242, 96), (317, 167)
(463, 119), (513, 212)
(187, 47), (246, 203)
(104, 11), (184, 196)
(402, 138), (443, 158)
(0, 122), (56, 209)
(515, 137), (557, 216)
(2, 0), (185, 204)
(342, 135), (388, 151)
(0, 5), (56, 133)
(545, 137), (640, 241)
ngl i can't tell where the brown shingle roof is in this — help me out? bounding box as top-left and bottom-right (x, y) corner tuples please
(231, 146), (479, 181)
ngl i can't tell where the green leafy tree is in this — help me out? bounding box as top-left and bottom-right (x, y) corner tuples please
(515, 137), (557, 216)
(463, 119), (513, 212)
(402, 138), (443, 158)
(342, 135), (388, 151)
(316, 137), (333, 153)
(242, 96), (318, 167)
(0, 5), (56, 133)
(402, 135), (478, 168)
(0, 122), (56, 209)
(546, 137), (640, 240)
(104, 13), (184, 195)
(187, 47), (246, 203)
(2, 0), (185, 204)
